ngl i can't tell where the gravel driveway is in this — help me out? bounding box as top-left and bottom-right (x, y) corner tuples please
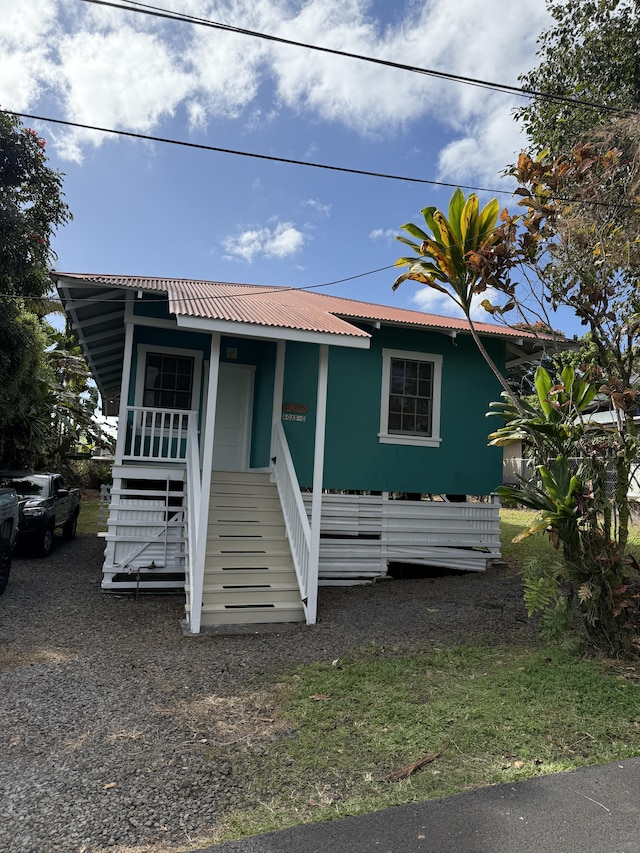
(0, 532), (536, 853)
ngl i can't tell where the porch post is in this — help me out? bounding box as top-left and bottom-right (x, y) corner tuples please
(307, 343), (328, 625)
(270, 341), (286, 460)
(189, 331), (221, 634)
(113, 319), (134, 466)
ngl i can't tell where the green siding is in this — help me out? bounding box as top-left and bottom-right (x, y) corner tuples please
(126, 313), (504, 493)
(282, 341), (319, 486)
(128, 327), (276, 469)
(285, 328), (504, 495)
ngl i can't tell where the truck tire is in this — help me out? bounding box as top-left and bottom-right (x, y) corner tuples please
(0, 537), (11, 594)
(40, 524), (55, 557)
(63, 509), (79, 540)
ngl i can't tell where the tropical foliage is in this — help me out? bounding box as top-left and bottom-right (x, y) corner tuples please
(515, 0), (640, 155)
(393, 187), (521, 402)
(490, 366), (640, 655)
(0, 111), (111, 471)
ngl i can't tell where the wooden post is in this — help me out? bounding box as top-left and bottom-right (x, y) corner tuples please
(189, 332), (221, 634)
(307, 344), (328, 625)
(114, 317), (134, 466)
(270, 340), (286, 461)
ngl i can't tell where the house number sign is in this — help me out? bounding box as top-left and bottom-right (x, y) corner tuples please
(282, 402), (307, 422)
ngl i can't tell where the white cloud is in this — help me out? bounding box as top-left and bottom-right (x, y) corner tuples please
(302, 198), (331, 217)
(222, 220), (305, 262)
(370, 228), (396, 241)
(0, 0), (58, 109)
(0, 0), (551, 180)
(53, 28), (192, 161)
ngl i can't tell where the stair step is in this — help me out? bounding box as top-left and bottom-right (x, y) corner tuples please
(209, 509), (285, 524)
(212, 470), (271, 485)
(204, 566), (297, 586)
(208, 525), (287, 541)
(209, 495), (281, 510)
(199, 602), (305, 626)
(205, 552), (294, 573)
(201, 586), (302, 606)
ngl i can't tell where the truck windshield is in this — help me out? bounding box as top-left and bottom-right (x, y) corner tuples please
(0, 476), (49, 497)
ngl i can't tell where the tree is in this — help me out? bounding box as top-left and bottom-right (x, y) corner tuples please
(395, 133), (640, 653)
(393, 188), (523, 406)
(0, 111), (75, 469)
(515, 0), (640, 154)
(481, 122), (640, 654)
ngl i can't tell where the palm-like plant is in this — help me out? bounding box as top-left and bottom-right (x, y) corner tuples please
(394, 188), (518, 404)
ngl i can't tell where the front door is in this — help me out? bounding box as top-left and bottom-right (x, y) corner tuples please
(212, 364), (254, 471)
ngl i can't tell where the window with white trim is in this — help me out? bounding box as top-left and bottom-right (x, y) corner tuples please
(379, 349), (442, 447)
(143, 352), (194, 410)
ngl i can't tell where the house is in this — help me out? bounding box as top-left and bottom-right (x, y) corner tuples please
(53, 273), (548, 633)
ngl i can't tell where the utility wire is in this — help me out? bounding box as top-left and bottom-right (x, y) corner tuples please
(6, 109), (632, 213)
(82, 0), (626, 115)
(4, 109), (510, 195)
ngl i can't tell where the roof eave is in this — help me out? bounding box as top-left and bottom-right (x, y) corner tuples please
(175, 314), (371, 348)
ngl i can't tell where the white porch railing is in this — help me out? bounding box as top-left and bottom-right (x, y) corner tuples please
(122, 407), (197, 462)
(271, 419), (312, 613)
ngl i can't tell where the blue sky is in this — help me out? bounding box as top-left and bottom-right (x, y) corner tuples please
(2, 0), (582, 336)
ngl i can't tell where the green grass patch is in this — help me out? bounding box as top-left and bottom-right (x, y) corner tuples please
(221, 644), (640, 840)
(499, 507), (640, 563)
(77, 500), (99, 535)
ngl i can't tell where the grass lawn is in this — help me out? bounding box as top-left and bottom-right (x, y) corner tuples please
(217, 508), (640, 842)
(77, 499), (100, 536)
(221, 644), (640, 840)
(77, 500), (640, 842)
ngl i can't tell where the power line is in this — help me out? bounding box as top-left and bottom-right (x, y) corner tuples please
(7, 108), (632, 213)
(4, 109), (512, 195)
(81, 0), (626, 116)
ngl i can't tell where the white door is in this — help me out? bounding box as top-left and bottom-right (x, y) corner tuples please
(212, 364), (254, 471)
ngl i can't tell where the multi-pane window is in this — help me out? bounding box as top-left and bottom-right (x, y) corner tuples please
(388, 357), (433, 436)
(379, 349), (442, 446)
(143, 353), (194, 410)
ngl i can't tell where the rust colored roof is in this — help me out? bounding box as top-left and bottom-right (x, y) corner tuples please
(53, 273), (544, 341)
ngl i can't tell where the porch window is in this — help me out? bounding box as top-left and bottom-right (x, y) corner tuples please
(143, 353), (194, 410)
(379, 349), (442, 447)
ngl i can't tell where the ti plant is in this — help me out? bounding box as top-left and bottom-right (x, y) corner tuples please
(393, 188), (521, 408)
(490, 366), (640, 655)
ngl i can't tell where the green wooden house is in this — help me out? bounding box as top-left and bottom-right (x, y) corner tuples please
(54, 273), (546, 633)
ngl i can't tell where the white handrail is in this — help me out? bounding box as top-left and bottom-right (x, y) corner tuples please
(271, 419), (312, 609)
(123, 407), (197, 462)
(185, 413), (201, 625)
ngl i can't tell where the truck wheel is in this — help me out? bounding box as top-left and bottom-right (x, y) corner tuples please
(40, 525), (55, 557)
(63, 510), (79, 540)
(0, 537), (11, 594)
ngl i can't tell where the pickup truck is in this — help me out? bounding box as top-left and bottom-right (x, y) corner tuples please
(0, 486), (19, 592)
(0, 472), (81, 557)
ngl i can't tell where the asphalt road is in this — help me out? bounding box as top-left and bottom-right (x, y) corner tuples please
(202, 758), (640, 853)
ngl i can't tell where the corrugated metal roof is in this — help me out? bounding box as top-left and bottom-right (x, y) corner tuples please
(54, 273), (545, 342)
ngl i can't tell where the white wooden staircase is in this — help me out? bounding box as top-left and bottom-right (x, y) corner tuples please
(193, 471), (305, 627)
